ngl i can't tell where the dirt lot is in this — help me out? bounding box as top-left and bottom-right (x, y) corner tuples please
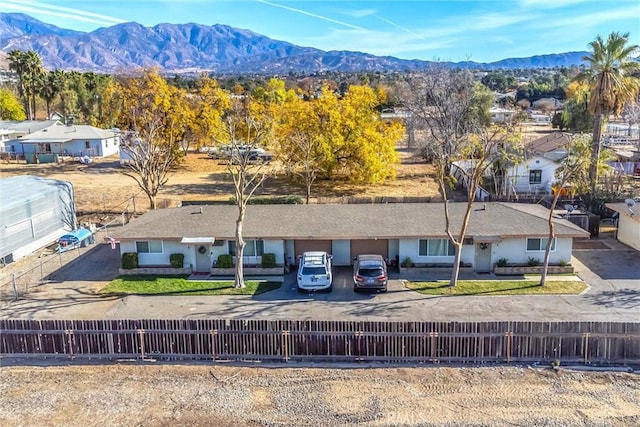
(0, 149), (440, 219)
(0, 364), (638, 426)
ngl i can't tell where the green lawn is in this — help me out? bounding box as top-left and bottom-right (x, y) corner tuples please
(405, 279), (586, 296)
(101, 275), (281, 296)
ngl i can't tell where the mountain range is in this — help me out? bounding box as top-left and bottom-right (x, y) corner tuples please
(0, 13), (588, 74)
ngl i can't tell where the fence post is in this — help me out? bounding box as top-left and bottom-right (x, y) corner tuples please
(65, 329), (74, 359)
(282, 330), (290, 362)
(430, 332), (438, 362)
(210, 329), (218, 361)
(505, 332), (513, 363)
(12, 273), (18, 301)
(582, 332), (590, 364)
(138, 329), (145, 359)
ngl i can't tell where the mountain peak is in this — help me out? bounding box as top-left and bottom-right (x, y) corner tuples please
(0, 12), (588, 74)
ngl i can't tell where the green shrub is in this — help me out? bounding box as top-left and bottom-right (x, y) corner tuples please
(261, 253), (276, 268)
(217, 254), (233, 268)
(497, 258), (509, 267)
(527, 257), (540, 267)
(122, 252), (138, 269)
(169, 253), (184, 268)
(558, 259), (570, 267)
(401, 257), (413, 268)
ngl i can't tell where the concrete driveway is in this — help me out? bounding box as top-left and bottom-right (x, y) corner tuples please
(2, 233), (638, 321)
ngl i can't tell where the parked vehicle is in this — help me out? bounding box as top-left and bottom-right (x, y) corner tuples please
(57, 228), (95, 252)
(297, 251), (333, 292)
(353, 254), (388, 292)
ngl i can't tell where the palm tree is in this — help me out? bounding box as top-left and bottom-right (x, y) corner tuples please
(23, 50), (44, 120)
(578, 32), (640, 192)
(7, 50), (29, 118)
(39, 70), (66, 120)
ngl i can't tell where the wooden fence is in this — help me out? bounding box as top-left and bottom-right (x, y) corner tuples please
(2, 319), (639, 365)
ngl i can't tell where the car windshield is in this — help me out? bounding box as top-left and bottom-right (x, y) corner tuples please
(358, 267), (384, 277)
(302, 266), (327, 275)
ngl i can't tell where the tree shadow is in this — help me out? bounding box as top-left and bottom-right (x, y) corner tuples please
(582, 288), (640, 309)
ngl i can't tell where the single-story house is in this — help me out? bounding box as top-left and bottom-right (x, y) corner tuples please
(606, 202), (640, 251)
(0, 120), (60, 154)
(4, 122), (119, 162)
(507, 132), (571, 195)
(112, 202), (589, 274)
(0, 175), (76, 264)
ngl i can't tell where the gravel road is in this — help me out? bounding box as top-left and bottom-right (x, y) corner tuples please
(1, 364), (639, 426)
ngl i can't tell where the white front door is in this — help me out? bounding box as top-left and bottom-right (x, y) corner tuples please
(474, 243), (493, 272)
(195, 245), (211, 273)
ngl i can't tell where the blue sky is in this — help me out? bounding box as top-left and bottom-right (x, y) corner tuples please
(3, 0), (639, 63)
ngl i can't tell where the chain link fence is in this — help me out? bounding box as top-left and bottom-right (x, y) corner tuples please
(0, 215), (129, 306)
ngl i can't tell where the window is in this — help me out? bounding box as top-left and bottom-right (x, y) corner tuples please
(136, 240), (163, 253)
(228, 240), (264, 256)
(85, 141), (91, 149)
(529, 169), (542, 184)
(526, 238), (556, 251)
(419, 239), (455, 256)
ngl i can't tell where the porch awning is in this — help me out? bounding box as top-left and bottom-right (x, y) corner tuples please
(180, 237), (216, 244)
(473, 235), (502, 243)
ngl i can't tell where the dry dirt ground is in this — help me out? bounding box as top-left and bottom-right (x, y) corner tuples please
(0, 364), (639, 426)
(0, 148), (440, 218)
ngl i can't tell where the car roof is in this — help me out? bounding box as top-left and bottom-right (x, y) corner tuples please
(357, 254), (384, 262)
(301, 251), (328, 265)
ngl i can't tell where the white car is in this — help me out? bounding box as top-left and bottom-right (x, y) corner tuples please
(296, 251), (333, 292)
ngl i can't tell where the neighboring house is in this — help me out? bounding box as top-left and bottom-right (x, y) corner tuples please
(506, 132), (571, 196)
(4, 122), (119, 162)
(0, 120), (60, 154)
(489, 107), (517, 124)
(0, 175), (76, 264)
(606, 202), (640, 251)
(112, 202), (588, 274)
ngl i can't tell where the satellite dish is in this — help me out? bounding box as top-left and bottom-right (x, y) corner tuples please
(625, 198), (636, 207)
(564, 204), (575, 213)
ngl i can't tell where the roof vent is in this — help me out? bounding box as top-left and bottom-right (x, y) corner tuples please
(199, 206), (203, 214)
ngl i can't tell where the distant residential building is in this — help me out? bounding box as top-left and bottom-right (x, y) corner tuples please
(4, 122), (119, 163)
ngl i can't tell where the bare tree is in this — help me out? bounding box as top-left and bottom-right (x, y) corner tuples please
(539, 135), (591, 285)
(217, 102), (273, 288)
(400, 66), (494, 286)
(120, 126), (179, 210)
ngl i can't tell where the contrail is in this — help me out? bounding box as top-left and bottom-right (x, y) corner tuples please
(4, 0), (126, 25)
(255, 0), (367, 31)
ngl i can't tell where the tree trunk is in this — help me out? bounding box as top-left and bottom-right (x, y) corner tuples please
(148, 194), (157, 210)
(540, 191), (562, 286)
(589, 113), (603, 193)
(234, 211), (246, 289)
(306, 180), (311, 204)
(448, 243), (463, 288)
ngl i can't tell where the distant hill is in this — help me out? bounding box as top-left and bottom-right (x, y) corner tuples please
(0, 12), (589, 74)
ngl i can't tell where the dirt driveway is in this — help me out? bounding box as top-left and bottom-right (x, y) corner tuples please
(0, 364), (638, 427)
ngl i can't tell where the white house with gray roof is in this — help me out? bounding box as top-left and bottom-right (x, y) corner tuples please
(112, 202), (589, 275)
(4, 122), (119, 162)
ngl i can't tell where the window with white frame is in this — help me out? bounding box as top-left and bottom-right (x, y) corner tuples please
(136, 240), (163, 253)
(526, 238), (555, 251)
(228, 240), (264, 256)
(419, 239), (455, 256)
(529, 169), (542, 184)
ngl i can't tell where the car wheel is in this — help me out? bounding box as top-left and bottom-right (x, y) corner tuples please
(353, 286), (360, 293)
(325, 284), (333, 293)
(297, 286), (305, 293)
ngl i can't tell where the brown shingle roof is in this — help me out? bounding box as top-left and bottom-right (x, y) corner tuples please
(113, 202), (589, 241)
(526, 132), (571, 154)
